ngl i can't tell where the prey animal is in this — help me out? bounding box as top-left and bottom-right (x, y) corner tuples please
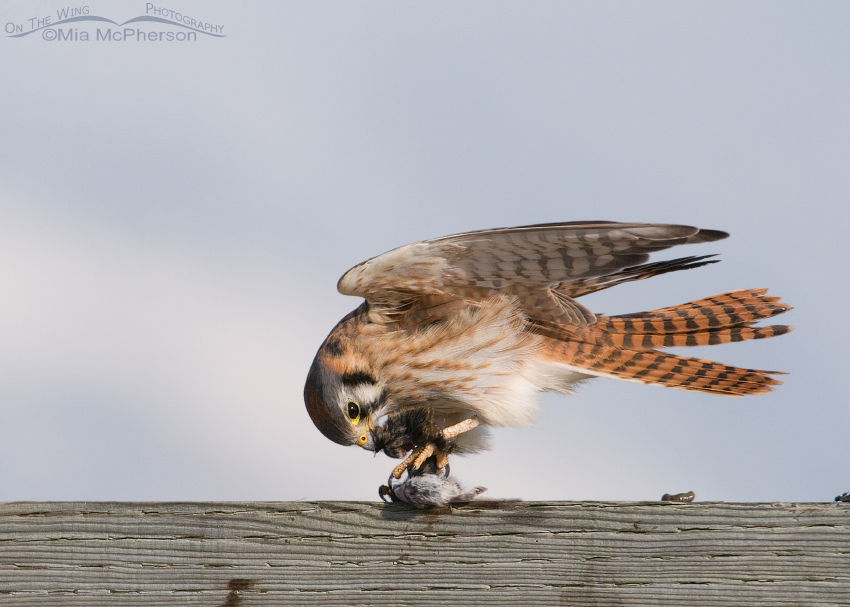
(304, 222), (792, 482)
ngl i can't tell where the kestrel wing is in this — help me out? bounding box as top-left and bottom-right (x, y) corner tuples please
(337, 221), (728, 326)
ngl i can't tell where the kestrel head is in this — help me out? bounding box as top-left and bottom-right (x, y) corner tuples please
(303, 347), (385, 451)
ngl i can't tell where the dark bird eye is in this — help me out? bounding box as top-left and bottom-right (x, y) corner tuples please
(347, 401), (360, 421)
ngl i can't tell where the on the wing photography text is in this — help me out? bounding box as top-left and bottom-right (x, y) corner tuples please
(5, 4), (226, 42)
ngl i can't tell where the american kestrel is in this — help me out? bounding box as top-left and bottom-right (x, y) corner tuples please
(304, 222), (792, 481)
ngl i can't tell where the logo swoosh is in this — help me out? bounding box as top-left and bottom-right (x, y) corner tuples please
(7, 15), (226, 38)
(7, 15), (119, 37)
(120, 16), (225, 37)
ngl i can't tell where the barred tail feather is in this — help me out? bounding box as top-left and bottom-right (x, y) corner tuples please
(583, 323), (792, 350)
(574, 288), (792, 350)
(536, 288), (792, 397)
(603, 289), (791, 332)
(554, 344), (783, 396)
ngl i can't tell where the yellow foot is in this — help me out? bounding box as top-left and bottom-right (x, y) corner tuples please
(435, 450), (449, 471)
(391, 443), (437, 479)
(441, 416), (480, 439)
(388, 416), (480, 481)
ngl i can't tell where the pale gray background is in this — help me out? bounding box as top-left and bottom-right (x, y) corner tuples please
(1, 1), (847, 502)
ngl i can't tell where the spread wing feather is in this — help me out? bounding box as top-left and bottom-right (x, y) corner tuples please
(338, 221), (728, 326)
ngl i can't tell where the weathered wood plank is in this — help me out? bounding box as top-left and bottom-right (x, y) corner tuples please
(0, 501), (848, 606)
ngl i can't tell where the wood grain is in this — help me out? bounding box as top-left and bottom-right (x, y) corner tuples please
(1, 501), (848, 606)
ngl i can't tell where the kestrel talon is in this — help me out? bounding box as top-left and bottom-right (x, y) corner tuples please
(303, 221), (792, 479)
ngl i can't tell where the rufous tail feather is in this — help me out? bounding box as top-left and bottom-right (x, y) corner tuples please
(536, 289), (793, 396)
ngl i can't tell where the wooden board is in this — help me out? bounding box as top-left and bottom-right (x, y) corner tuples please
(1, 501), (848, 605)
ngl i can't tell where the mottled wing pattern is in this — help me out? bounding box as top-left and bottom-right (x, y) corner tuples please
(338, 222), (728, 326)
(558, 255), (721, 299)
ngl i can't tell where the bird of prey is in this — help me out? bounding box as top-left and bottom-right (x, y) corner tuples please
(304, 222), (792, 481)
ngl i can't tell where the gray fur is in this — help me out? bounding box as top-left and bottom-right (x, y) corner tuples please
(391, 474), (486, 508)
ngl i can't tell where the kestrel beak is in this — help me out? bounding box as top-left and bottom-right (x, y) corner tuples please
(357, 423), (376, 451)
(360, 433), (376, 451)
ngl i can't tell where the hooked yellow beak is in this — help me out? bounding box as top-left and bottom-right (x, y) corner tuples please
(356, 420), (376, 451)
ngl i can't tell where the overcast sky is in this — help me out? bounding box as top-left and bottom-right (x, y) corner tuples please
(1, 1), (848, 503)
